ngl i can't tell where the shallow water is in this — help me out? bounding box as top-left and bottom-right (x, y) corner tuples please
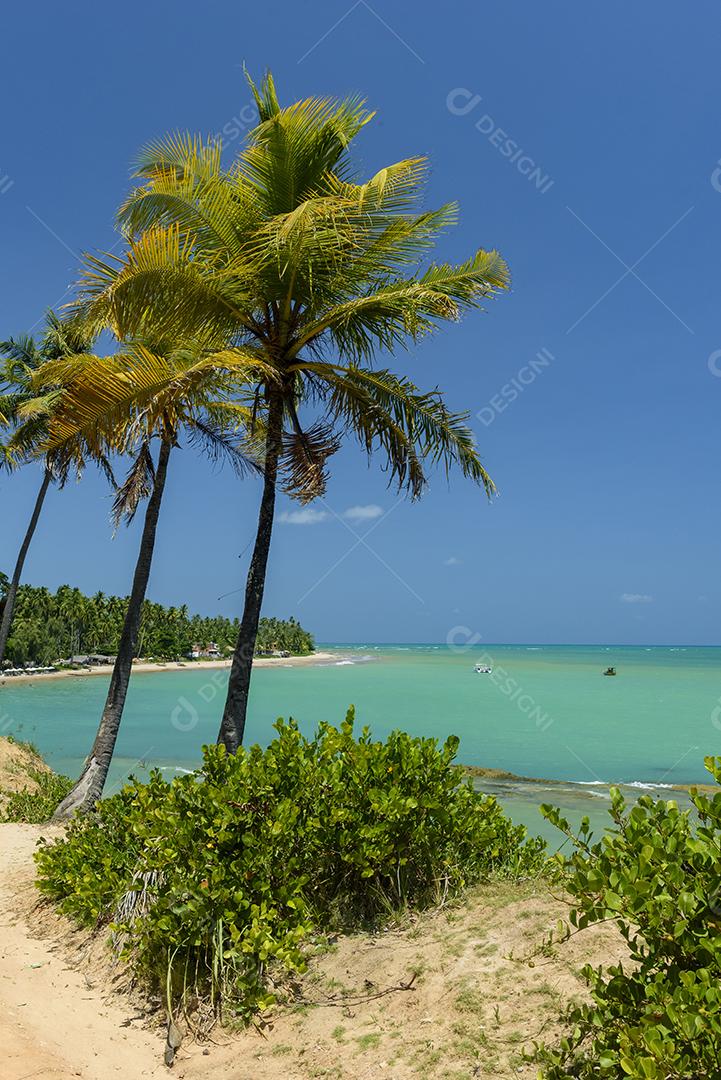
(1, 644), (717, 843)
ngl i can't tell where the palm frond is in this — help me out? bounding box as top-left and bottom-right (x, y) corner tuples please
(37, 345), (272, 456)
(111, 441), (156, 528)
(289, 248), (510, 362)
(300, 361), (494, 498)
(244, 69), (281, 122)
(238, 79), (373, 217)
(0, 334), (40, 374)
(0, 392), (29, 425)
(281, 416), (341, 503)
(72, 227), (260, 344)
(133, 131), (222, 182)
(51, 74), (507, 519)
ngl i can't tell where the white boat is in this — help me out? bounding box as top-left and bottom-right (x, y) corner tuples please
(474, 663), (492, 674)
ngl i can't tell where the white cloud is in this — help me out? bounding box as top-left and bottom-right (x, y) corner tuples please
(278, 504), (384, 526)
(444, 556), (462, 566)
(620, 593), (653, 604)
(278, 508), (329, 526)
(342, 504), (384, 522)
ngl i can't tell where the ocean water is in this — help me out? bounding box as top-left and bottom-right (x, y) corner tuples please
(1, 644), (719, 844)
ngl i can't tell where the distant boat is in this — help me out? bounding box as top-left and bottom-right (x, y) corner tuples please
(603, 666), (617, 676)
(474, 663), (492, 674)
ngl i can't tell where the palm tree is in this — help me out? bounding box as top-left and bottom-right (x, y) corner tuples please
(68, 72), (510, 753)
(41, 342), (265, 817)
(0, 313), (100, 667)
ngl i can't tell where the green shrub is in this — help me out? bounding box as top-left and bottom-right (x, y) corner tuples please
(537, 755), (721, 1079)
(0, 739), (74, 823)
(36, 710), (545, 1018)
(1, 769), (74, 823)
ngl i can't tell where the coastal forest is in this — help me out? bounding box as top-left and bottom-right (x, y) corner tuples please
(0, 574), (314, 666)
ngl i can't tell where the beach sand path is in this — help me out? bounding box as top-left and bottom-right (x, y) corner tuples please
(0, 823), (165, 1080)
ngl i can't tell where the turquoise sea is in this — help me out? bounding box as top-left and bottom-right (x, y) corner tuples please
(1, 644), (719, 844)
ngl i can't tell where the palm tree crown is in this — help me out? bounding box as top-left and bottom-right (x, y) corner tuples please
(69, 71), (508, 501)
(47, 71), (510, 754)
(0, 311), (100, 478)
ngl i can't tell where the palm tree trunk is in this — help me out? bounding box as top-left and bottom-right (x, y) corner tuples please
(52, 437), (172, 820)
(0, 467), (52, 667)
(217, 392), (284, 752)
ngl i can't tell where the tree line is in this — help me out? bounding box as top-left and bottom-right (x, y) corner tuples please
(0, 577), (313, 666)
(1, 70), (507, 816)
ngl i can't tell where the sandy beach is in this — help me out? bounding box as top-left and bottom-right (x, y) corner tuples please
(0, 651), (337, 686)
(0, 820), (623, 1080)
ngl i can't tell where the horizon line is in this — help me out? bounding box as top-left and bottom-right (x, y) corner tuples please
(316, 640), (721, 649)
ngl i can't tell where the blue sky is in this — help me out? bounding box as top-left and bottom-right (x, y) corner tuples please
(1, 1), (719, 644)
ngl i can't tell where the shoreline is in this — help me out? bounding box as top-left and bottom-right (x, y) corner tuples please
(0, 651), (337, 685)
(462, 764), (713, 796)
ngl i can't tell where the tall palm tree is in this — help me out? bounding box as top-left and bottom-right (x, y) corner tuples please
(69, 72), (510, 752)
(40, 342), (266, 817)
(0, 313), (101, 666)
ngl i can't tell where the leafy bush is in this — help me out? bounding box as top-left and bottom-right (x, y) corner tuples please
(0, 738), (74, 823)
(36, 710), (545, 1018)
(537, 755), (721, 1079)
(1, 768), (74, 823)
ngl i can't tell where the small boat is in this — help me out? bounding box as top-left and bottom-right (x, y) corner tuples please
(603, 667), (617, 676)
(474, 663), (492, 674)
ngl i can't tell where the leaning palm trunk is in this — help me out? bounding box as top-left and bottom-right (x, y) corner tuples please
(0, 467), (52, 666)
(53, 437), (172, 819)
(217, 393), (284, 752)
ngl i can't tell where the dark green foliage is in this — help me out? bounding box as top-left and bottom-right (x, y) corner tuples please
(537, 755), (721, 1079)
(0, 578), (313, 666)
(36, 710), (545, 1018)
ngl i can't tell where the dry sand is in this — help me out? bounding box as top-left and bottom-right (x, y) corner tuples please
(0, 823), (165, 1079)
(0, 822), (626, 1080)
(0, 651), (337, 685)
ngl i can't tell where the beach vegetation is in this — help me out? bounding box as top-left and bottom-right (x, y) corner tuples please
(0, 313), (106, 668)
(35, 710), (545, 1021)
(1, 767), (73, 823)
(0, 737), (73, 823)
(1, 581), (313, 668)
(537, 755), (721, 1078)
(44, 345), (268, 820)
(57, 71), (509, 756)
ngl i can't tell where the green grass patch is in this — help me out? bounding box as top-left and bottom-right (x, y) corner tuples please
(0, 739), (73, 824)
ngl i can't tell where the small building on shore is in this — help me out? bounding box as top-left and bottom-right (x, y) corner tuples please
(67, 654), (117, 667)
(188, 643), (222, 659)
